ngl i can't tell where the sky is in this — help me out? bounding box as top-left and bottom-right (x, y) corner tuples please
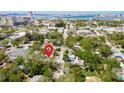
(0, 0), (124, 11)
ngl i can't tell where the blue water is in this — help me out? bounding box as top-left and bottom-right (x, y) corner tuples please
(1, 11), (124, 20)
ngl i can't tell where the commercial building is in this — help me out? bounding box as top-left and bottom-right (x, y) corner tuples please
(0, 15), (32, 26)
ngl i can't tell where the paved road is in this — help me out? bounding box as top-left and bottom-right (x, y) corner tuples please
(53, 28), (67, 79)
(63, 28), (68, 42)
(53, 46), (65, 79)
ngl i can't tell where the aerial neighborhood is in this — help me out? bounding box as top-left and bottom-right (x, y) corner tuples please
(0, 11), (124, 82)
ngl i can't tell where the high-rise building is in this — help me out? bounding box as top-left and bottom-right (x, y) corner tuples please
(6, 16), (18, 26)
(27, 11), (34, 21)
(0, 16), (16, 26)
(27, 11), (32, 17)
(0, 16), (7, 26)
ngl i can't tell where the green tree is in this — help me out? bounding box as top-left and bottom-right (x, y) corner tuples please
(15, 56), (24, 65)
(0, 50), (6, 61)
(0, 68), (7, 81)
(45, 30), (64, 46)
(102, 58), (120, 69)
(0, 66), (25, 82)
(11, 40), (21, 47)
(66, 35), (76, 48)
(31, 41), (41, 51)
(63, 50), (69, 62)
(118, 40), (124, 48)
(75, 21), (85, 30)
(32, 32), (42, 41)
(22, 36), (29, 44)
(8, 70), (25, 82)
(55, 20), (66, 28)
(1, 39), (9, 47)
(75, 49), (84, 59)
(97, 44), (112, 57)
(70, 65), (86, 82)
(79, 37), (99, 51)
(99, 36), (106, 43)
(75, 49), (103, 71)
(42, 66), (52, 80)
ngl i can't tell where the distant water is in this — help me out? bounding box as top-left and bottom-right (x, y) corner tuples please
(35, 15), (124, 20)
(0, 14), (122, 20)
(34, 15), (96, 20)
(3, 14), (123, 20)
(61, 15), (95, 20)
(1, 11), (124, 20)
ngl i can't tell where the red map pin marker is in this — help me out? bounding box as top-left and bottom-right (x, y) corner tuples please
(44, 43), (54, 58)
